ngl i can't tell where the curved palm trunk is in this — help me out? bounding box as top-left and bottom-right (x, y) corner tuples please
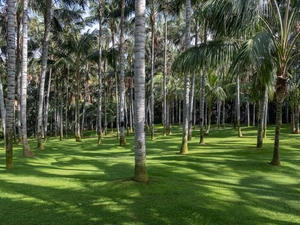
(97, 0), (103, 146)
(37, 0), (52, 150)
(180, 0), (191, 154)
(6, 0), (16, 169)
(119, 0), (126, 147)
(21, 0), (34, 157)
(133, 0), (148, 182)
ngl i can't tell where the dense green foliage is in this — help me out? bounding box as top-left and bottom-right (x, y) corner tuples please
(1, 125), (299, 224)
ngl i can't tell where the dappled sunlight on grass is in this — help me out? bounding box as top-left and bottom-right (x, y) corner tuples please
(0, 124), (300, 224)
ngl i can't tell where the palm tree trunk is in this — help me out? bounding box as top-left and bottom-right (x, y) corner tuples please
(150, 4), (155, 141)
(97, 0), (103, 145)
(163, 11), (168, 136)
(205, 106), (212, 135)
(270, 76), (287, 165)
(21, 0), (34, 157)
(119, 0), (126, 147)
(252, 103), (256, 126)
(236, 75), (242, 137)
(133, 0), (148, 182)
(6, 0), (16, 169)
(0, 72), (6, 149)
(222, 100), (226, 129)
(180, 0), (191, 154)
(257, 87), (267, 148)
(75, 70), (82, 142)
(199, 73), (205, 144)
(37, 0), (52, 150)
(44, 66), (52, 141)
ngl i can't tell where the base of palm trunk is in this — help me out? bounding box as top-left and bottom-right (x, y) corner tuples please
(36, 142), (44, 150)
(134, 164), (148, 183)
(151, 131), (154, 141)
(97, 135), (102, 146)
(199, 136), (204, 144)
(238, 128), (243, 137)
(256, 142), (262, 148)
(75, 136), (82, 142)
(6, 153), (13, 169)
(23, 149), (34, 157)
(180, 139), (189, 154)
(270, 157), (281, 166)
(188, 134), (192, 141)
(119, 136), (126, 147)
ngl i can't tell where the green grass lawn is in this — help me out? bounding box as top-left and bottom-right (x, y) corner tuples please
(1, 125), (300, 225)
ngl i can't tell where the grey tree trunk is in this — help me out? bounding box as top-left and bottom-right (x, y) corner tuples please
(236, 75), (242, 137)
(119, 0), (126, 146)
(163, 12), (167, 136)
(150, 4), (155, 140)
(21, 0), (34, 157)
(133, 0), (148, 182)
(199, 72), (205, 144)
(97, 0), (103, 145)
(180, 0), (191, 154)
(257, 87), (268, 148)
(6, 0), (16, 169)
(37, 0), (52, 150)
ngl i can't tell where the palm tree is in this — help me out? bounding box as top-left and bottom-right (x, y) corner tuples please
(204, 69), (226, 135)
(180, 0), (191, 154)
(133, 0), (148, 183)
(21, 0), (34, 157)
(97, 0), (103, 145)
(36, 0), (52, 150)
(119, 0), (126, 146)
(6, 0), (16, 169)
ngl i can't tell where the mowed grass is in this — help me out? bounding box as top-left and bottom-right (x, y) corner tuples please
(0, 125), (300, 225)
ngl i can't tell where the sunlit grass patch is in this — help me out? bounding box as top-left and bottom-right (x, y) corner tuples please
(0, 124), (300, 224)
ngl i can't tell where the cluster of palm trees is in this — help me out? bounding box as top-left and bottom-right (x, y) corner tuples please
(1, 0), (300, 181)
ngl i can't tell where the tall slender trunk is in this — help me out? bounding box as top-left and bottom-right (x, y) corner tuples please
(246, 101), (250, 127)
(6, 0), (16, 169)
(217, 100), (221, 129)
(21, 0), (34, 157)
(252, 103), (256, 126)
(270, 75), (287, 165)
(180, 0), (191, 154)
(44, 66), (52, 141)
(150, 5), (155, 140)
(0, 70), (6, 149)
(263, 97), (268, 138)
(37, 0), (51, 149)
(257, 87), (268, 148)
(97, 0), (103, 145)
(236, 75), (242, 137)
(222, 100), (226, 129)
(81, 65), (89, 137)
(133, 0), (148, 182)
(199, 72), (205, 144)
(163, 12), (167, 136)
(75, 69), (82, 142)
(119, 0), (126, 146)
